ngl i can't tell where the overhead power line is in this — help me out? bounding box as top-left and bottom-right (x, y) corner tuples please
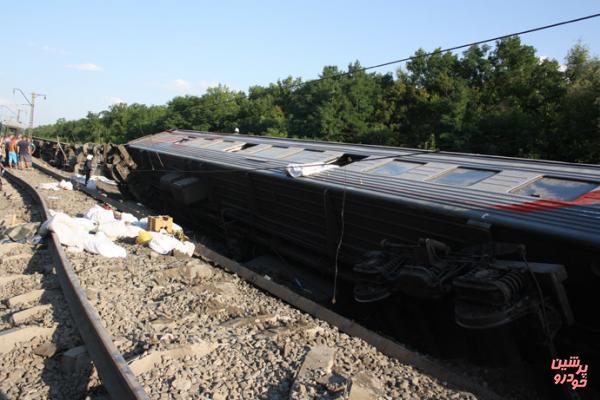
(302, 12), (600, 85)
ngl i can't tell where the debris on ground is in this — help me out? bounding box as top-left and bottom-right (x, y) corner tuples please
(37, 180), (73, 191)
(39, 206), (193, 259)
(0, 222), (41, 243)
(70, 174), (117, 187)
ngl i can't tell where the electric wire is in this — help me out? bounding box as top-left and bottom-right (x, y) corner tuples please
(300, 12), (600, 84)
(331, 162), (347, 304)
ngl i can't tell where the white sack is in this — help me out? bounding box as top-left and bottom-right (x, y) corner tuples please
(97, 221), (128, 240)
(177, 241), (195, 257)
(148, 232), (195, 256)
(84, 205), (115, 224)
(58, 180), (73, 190)
(73, 217), (97, 232)
(148, 232), (181, 255)
(83, 232), (127, 258)
(43, 212), (90, 250)
(97, 220), (142, 240)
(124, 224), (143, 238)
(119, 213), (139, 224)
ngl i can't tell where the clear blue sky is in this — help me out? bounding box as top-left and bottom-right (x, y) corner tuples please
(1, 0), (598, 126)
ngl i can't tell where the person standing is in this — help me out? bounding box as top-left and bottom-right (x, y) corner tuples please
(8, 136), (18, 169)
(84, 154), (93, 186)
(17, 136), (33, 170)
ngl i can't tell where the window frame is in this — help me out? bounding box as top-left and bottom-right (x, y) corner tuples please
(366, 159), (424, 177)
(428, 167), (498, 187)
(510, 176), (599, 201)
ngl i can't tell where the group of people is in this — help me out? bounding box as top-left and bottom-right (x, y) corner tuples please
(1, 135), (35, 170)
(0, 135), (95, 190)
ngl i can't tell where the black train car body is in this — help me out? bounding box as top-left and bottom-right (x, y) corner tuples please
(123, 129), (600, 370)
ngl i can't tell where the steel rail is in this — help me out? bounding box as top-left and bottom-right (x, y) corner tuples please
(3, 169), (149, 400)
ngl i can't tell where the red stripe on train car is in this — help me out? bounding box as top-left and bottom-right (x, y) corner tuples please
(494, 190), (600, 213)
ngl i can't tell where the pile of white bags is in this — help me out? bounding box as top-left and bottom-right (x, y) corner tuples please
(41, 205), (193, 258)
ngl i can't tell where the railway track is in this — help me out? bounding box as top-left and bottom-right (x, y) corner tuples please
(0, 177), (87, 399)
(1, 169), (145, 399)
(0, 162), (509, 399)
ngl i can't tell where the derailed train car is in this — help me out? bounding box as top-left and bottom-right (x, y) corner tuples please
(118, 129), (599, 368)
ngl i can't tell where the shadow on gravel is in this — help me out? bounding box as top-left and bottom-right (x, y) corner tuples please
(261, 379), (294, 400)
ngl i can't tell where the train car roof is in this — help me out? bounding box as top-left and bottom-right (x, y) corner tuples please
(128, 129), (600, 247)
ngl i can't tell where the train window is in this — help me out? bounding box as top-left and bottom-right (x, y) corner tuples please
(368, 160), (423, 176)
(431, 168), (496, 187)
(511, 177), (598, 201)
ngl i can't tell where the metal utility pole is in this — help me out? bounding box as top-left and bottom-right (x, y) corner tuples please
(13, 88), (46, 135)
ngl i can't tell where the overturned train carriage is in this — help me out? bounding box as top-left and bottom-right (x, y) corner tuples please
(119, 129), (600, 365)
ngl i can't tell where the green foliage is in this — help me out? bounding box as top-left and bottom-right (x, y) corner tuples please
(35, 39), (600, 163)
